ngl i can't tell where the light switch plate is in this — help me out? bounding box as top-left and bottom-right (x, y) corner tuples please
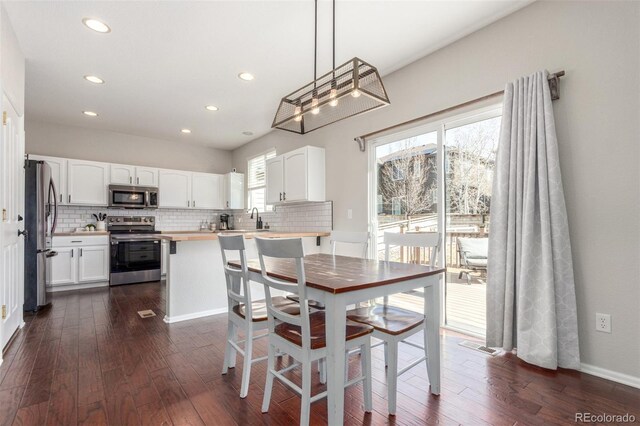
(347, 209), (353, 219)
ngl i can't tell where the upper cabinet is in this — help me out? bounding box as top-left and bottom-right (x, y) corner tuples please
(136, 167), (158, 186)
(224, 172), (244, 210)
(266, 146), (325, 204)
(192, 172), (223, 209)
(67, 160), (110, 205)
(110, 165), (158, 186)
(159, 169), (192, 208)
(30, 155), (67, 205)
(110, 164), (135, 185)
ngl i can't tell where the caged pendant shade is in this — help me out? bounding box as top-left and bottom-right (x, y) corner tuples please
(272, 57), (390, 134)
(271, 0), (390, 135)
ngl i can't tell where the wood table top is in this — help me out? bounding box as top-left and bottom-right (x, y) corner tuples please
(229, 253), (445, 294)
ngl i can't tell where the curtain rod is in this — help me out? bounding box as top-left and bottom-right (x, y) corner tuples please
(354, 70), (565, 152)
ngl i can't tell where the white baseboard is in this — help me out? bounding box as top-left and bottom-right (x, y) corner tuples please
(581, 363), (640, 389)
(163, 307), (227, 324)
(47, 282), (109, 292)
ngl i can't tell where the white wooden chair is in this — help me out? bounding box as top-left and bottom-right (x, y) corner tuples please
(347, 231), (441, 415)
(330, 230), (370, 258)
(255, 237), (373, 426)
(219, 234), (300, 398)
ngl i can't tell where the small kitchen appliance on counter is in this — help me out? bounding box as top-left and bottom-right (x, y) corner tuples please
(220, 214), (232, 230)
(108, 216), (161, 286)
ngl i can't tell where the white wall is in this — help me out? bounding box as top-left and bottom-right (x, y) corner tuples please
(0, 5), (25, 115)
(26, 120), (233, 174)
(232, 1), (640, 379)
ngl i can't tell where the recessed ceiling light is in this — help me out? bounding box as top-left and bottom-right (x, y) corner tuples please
(82, 18), (111, 33)
(205, 105), (219, 111)
(238, 72), (254, 81)
(181, 129), (192, 134)
(83, 111), (98, 117)
(84, 75), (104, 84)
(242, 131), (254, 136)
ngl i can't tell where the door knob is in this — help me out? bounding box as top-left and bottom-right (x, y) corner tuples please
(18, 229), (28, 237)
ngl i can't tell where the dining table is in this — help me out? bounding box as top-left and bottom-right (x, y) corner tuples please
(228, 253), (445, 425)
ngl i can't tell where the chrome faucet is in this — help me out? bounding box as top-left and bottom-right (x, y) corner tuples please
(250, 207), (262, 229)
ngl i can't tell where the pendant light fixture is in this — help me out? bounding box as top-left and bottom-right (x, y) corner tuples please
(272, 0), (390, 134)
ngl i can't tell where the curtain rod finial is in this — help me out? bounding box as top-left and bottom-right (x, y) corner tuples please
(354, 137), (365, 152)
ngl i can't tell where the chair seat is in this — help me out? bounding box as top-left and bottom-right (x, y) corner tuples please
(232, 296), (300, 322)
(286, 294), (325, 310)
(346, 304), (425, 336)
(275, 311), (373, 349)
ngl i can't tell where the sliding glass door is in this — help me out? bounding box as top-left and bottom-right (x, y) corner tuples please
(368, 105), (501, 338)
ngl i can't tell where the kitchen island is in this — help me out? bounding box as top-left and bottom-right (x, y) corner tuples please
(159, 231), (330, 323)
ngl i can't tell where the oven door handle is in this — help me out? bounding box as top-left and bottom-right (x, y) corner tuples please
(111, 239), (162, 243)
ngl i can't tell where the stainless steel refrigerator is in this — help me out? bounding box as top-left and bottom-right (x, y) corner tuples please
(24, 160), (58, 312)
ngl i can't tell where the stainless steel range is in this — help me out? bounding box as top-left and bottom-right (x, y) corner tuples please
(108, 216), (161, 286)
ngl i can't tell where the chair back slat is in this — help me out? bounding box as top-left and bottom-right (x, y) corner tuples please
(219, 234), (253, 318)
(255, 237), (312, 349)
(330, 230), (369, 258)
(383, 231), (441, 266)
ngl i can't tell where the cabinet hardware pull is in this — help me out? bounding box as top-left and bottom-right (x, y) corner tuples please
(60, 194), (62, 202)
(129, 176), (132, 184)
(80, 248), (83, 256)
(71, 240), (82, 243)
(193, 200), (196, 207)
(279, 192), (282, 201)
(68, 195), (71, 203)
(187, 200), (190, 207)
(71, 249), (74, 258)
(137, 177), (140, 184)
(283, 192), (286, 200)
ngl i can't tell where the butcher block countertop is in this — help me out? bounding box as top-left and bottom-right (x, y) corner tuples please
(160, 231), (330, 242)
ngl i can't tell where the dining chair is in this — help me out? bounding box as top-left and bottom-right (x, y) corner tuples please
(347, 231), (441, 415)
(219, 234), (301, 398)
(286, 230), (370, 310)
(255, 237), (373, 426)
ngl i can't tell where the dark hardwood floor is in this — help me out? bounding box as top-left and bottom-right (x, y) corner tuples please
(0, 282), (638, 425)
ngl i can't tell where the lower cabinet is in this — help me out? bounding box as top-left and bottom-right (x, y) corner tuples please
(49, 238), (109, 290)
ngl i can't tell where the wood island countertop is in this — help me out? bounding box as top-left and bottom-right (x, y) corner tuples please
(159, 231), (330, 242)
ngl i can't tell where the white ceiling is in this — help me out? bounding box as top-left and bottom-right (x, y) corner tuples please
(5, 1), (531, 150)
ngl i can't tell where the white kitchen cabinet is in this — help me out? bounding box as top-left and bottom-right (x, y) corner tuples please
(49, 236), (110, 290)
(224, 172), (244, 210)
(78, 245), (110, 282)
(192, 173), (223, 209)
(110, 164), (136, 185)
(67, 159), (110, 205)
(135, 167), (158, 186)
(30, 155), (67, 205)
(159, 169), (192, 208)
(266, 146), (325, 204)
(49, 247), (77, 286)
(111, 165), (158, 186)
(265, 156), (285, 204)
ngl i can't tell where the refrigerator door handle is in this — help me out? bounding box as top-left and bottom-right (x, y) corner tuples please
(46, 250), (58, 258)
(49, 178), (58, 234)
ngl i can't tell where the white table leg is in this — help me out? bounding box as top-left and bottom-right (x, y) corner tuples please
(324, 293), (347, 426)
(424, 277), (441, 394)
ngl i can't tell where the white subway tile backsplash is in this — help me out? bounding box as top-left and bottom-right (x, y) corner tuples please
(55, 201), (333, 233)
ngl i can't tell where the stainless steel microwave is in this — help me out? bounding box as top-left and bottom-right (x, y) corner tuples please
(108, 185), (159, 209)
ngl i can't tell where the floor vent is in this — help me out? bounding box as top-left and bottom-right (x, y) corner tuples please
(137, 309), (156, 318)
(459, 340), (498, 356)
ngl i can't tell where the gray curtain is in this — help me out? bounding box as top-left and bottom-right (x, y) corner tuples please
(486, 70), (580, 370)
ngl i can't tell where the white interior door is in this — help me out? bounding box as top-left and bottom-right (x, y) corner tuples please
(0, 95), (25, 349)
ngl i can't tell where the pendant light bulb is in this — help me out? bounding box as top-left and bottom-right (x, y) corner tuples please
(294, 106), (303, 122)
(311, 97), (320, 115)
(329, 88), (338, 107)
(351, 88), (361, 98)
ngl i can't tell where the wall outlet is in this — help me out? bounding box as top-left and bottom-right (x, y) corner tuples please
(595, 313), (611, 333)
(347, 209), (353, 219)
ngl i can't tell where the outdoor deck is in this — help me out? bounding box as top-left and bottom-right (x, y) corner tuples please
(387, 268), (487, 337)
